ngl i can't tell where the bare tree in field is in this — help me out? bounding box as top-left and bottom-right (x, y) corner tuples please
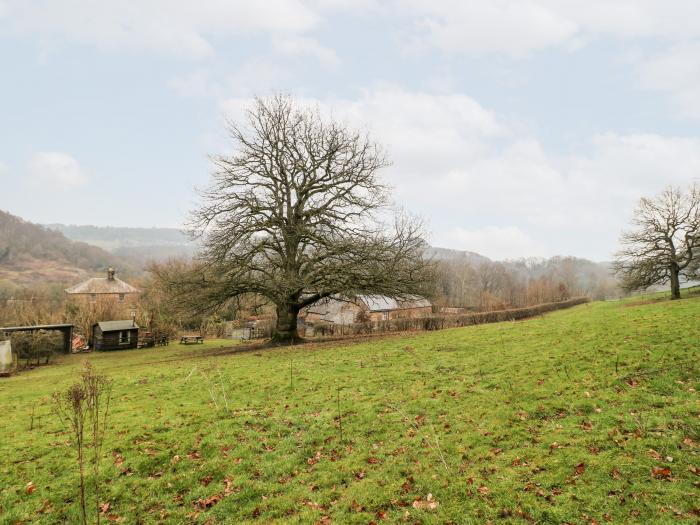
(613, 185), (700, 300)
(156, 96), (433, 344)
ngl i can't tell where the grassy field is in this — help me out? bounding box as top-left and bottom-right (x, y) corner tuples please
(1, 295), (699, 524)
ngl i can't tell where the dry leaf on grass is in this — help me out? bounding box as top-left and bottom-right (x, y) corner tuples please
(412, 493), (439, 510)
(651, 467), (672, 480)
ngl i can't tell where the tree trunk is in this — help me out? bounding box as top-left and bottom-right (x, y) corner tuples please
(272, 303), (302, 345)
(670, 265), (681, 300)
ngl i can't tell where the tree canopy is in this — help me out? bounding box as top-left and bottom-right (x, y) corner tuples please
(613, 184), (700, 299)
(156, 96), (433, 343)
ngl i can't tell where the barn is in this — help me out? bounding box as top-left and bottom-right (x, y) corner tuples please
(300, 294), (432, 326)
(91, 320), (139, 351)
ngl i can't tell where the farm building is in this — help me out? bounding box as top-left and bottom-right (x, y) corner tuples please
(300, 294), (432, 327)
(65, 268), (140, 305)
(91, 320), (139, 351)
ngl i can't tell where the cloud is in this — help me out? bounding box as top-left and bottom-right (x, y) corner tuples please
(221, 88), (700, 259)
(168, 70), (221, 99)
(27, 152), (87, 187)
(2, 0), (319, 58)
(272, 36), (340, 68)
(408, 1), (577, 57)
(638, 42), (700, 118)
(396, 1), (700, 57)
(6, 1), (700, 64)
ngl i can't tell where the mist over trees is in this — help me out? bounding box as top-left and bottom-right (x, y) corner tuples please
(613, 184), (700, 300)
(434, 255), (618, 310)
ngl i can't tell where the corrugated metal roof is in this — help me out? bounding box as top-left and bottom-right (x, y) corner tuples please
(359, 295), (400, 311)
(406, 296), (432, 308)
(358, 295), (431, 311)
(65, 277), (140, 295)
(96, 320), (139, 331)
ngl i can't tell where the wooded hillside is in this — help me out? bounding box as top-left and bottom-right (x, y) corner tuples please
(0, 210), (133, 285)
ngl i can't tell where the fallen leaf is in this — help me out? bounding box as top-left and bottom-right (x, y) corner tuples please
(197, 494), (221, 509)
(477, 486), (490, 496)
(350, 500), (364, 512)
(652, 467), (672, 480)
(412, 494), (439, 510)
(574, 463), (586, 476)
(25, 481), (36, 495)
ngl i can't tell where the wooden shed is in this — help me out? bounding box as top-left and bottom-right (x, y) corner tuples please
(92, 320), (139, 351)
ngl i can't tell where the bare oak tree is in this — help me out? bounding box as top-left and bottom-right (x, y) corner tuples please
(613, 185), (700, 299)
(157, 96), (433, 344)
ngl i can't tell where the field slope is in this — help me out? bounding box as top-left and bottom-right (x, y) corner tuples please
(1, 296), (698, 524)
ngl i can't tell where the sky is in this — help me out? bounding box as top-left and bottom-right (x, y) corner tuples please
(2, 1), (700, 261)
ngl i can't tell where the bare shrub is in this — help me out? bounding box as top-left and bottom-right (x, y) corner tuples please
(54, 362), (113, 525)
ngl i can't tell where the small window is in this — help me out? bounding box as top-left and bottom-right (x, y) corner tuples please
(119, 331), (131, 345)
(118, 293), (125, 302)
(90, 294), (97, 303)
(382, 311), (389, 321)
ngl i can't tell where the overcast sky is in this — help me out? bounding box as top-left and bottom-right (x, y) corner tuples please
(2, 1), (700, 261)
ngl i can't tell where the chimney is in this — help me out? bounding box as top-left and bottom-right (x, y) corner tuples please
(107, 267), (115, 281)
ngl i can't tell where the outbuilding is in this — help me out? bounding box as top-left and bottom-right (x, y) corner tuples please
(91, 320), (139, 351)
(300, 294), (432, 325)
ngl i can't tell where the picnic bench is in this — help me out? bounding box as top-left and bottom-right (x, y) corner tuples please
(180, 335), (204, 345)
(138, 334), (170, 348)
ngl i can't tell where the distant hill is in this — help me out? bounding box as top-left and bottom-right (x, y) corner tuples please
(425, 246), (491, 265)
(0, 211), (135, 286)
(46, 224), (198, 264)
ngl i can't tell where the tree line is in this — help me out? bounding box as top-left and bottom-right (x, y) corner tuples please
(434, 255), (618, 310)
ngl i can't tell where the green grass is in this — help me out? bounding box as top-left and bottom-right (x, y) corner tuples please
(1, 298), (699, 524)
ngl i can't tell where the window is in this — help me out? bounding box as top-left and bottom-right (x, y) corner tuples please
(382, 311), (389, 321)
(119, 331), (131, 345)
(118, 293), (125, 302)
(90, 294), (97, 303)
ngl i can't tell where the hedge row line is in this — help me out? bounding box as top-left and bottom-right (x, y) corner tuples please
(307, 297), (590, 337)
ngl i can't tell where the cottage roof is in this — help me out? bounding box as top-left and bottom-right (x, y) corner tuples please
(96, 320), (139, 332)
(65, 269), (140, 295)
